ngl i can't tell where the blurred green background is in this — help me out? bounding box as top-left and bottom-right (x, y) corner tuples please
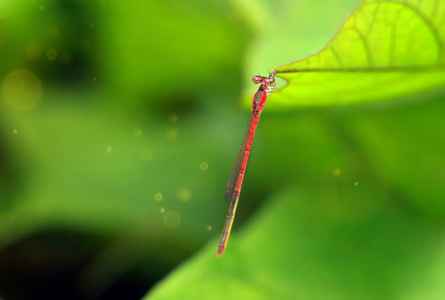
(1, 0), (444, 299)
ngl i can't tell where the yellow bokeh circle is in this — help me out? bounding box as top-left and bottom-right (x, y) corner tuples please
(163, 211), (181, 228)
(2, 69), (42, 110)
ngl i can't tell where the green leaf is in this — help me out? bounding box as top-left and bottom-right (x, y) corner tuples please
(272, 0), (445, 106)
(145, 187), (445, 299)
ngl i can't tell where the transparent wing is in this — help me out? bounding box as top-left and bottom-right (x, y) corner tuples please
(224, 115), (254, 203)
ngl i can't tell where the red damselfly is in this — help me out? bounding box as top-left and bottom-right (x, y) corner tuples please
(217, 73), (276, 257)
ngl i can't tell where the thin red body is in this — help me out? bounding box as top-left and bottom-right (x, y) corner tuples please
(217, 81), (270, 257)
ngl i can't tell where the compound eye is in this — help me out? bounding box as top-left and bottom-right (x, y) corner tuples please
(252, 75), (262, 84)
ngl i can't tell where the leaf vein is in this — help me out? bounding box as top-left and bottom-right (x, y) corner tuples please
(389, 6), (405, 66)
(431, 0), (439, 22)
(275, 65), (445, 74)
(369, 0), (444, 63)
(352, 25), (374, 67)
(329, 46), (344, 68)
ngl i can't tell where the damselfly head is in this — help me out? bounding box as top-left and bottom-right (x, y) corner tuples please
(252, 75), (263, 84)
(252, 74), (275, 86)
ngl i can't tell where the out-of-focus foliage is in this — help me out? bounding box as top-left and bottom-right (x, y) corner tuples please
(102, 0), (252, 108)
(0, 0), (99, 83)
(0, 0), (254, 298)
(0, 0), (444, 299)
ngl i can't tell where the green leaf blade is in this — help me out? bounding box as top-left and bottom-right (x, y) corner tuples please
(272, 0), (445, 107)
(273, 71), (445, 106)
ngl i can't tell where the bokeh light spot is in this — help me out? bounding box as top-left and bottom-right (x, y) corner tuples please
(12, 129), (18, 134)
(177, 188), (191, 202)
(154, 192), (163, 201)
(354, 181), (359, 186)
(164, 211), (181, 228)
(169, 114), (178, 123)
(332, 168), (341, 177)
(165, 126), (179, 141)
(2, 69), (42, 110)
(207, 225), (212, 231)
(199, 162), (208, 171)
(140, 149), (152, 161)
(133, 127), (142, 137)
(160, 208), (165, 213)
(46, 48), (57, 60)
(106, 145), (112, 153)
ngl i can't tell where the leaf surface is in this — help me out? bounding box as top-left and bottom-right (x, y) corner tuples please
(272, 0), (445, 106)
